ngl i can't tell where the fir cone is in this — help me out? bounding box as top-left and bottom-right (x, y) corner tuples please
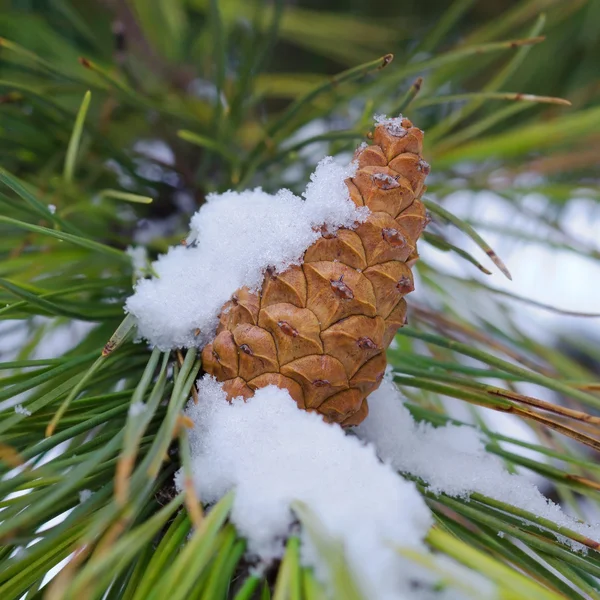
(202, 117), (429, 426)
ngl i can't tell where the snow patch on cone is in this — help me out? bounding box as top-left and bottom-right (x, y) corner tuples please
(177, 377), (496, 599)
(126, 158), (367, 350)
(374, 113), (408, 137)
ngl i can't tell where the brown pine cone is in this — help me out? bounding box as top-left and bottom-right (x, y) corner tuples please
(202, 117), (429, 426)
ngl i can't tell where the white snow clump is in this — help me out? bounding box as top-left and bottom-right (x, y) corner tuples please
(177, 377), (442, 600)
(357, 380), (600, 547)
(126, 158), (366, 350)
(178, 376), (600, 597)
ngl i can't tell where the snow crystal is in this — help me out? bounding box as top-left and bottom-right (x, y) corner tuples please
(372, 172), (399, 187)
(374, 114), (408, 137)
(126, 246), (148, 279)
(48, 204), (56, 214)
(177, 377), (438, 600)
(357, 380), (600, 547)
(14, 404), (31, 416)
(126, 158), (366, 350)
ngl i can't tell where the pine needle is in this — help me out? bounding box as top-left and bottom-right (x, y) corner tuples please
(63, 91), (91, 185)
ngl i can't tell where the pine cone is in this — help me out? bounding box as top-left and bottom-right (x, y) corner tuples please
(202, 117), (429, 426)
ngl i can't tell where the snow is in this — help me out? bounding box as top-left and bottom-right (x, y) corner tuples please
(357, 380), (600, 548)
(373, 172), (399, 186)
(126, 157), (366, 350)
(374, 114), (409, 137)
(415, 188), (600, 469)
(14, 403), (31, 416)
(178, 377), (497, 599)
(179, 377), (441, 599)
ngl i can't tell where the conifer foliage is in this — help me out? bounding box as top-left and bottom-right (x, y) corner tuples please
(0, 1), (599, 599)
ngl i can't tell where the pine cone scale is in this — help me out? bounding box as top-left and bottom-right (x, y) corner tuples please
(303, 229), (367, 270)
(202, 116), (429, 425)
(303, 262), (377, 330)
(320, 314), (385, 378)
(258, 303), (323, 365)
(280, 354), (349, 408)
